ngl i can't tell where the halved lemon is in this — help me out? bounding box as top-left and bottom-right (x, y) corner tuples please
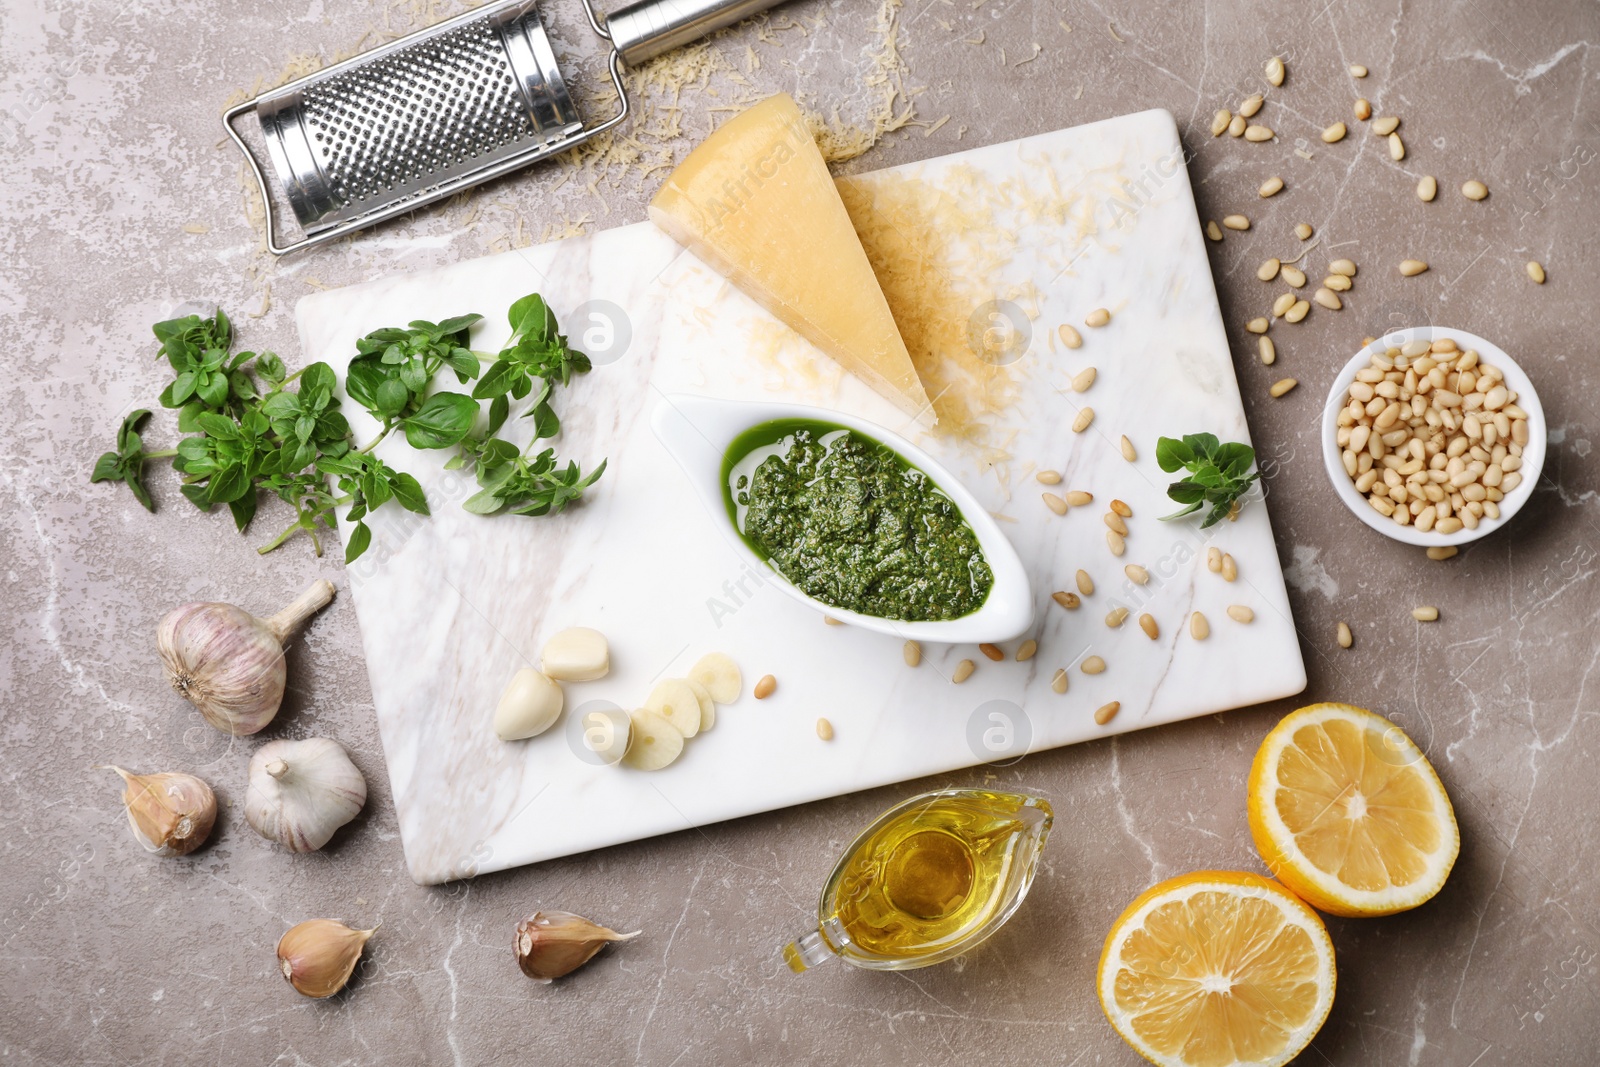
(1098, 870), (1336, 1067)
(1247, 702), (1459, 918)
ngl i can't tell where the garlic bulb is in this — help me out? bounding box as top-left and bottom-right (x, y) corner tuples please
(277, 918), (377, 998)
(102, 766), (216, 856)
(158, 579), (336, 735)
(515, 910), (639, 982)
(245, 737), (366, 852)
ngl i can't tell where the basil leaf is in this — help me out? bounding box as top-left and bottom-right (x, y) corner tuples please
(1155, 436), (1192, 473)
(401, 392), (478, 449)
(344, 520), (372, 563)
(471, 358), (523, 400)
(376, 379), (410, 418)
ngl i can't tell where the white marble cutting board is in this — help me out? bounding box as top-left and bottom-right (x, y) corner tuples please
(297, 109), (1306, 885)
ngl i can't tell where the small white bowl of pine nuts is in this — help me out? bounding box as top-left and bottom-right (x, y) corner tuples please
(1322, 327), (1545, 547)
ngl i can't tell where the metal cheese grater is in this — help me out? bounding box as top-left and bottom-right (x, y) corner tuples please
(225, 0), (788, 255)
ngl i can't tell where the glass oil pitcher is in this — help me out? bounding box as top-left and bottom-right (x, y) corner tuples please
(782, 789), (1053, 973)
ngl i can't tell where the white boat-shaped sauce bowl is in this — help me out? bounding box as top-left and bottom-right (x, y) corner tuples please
(651, 394), (1034, 644)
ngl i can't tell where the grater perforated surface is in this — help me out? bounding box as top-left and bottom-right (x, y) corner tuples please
(300, 19), (541, 207)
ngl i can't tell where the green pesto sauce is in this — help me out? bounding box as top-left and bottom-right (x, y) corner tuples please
(722, 419), (993, 621)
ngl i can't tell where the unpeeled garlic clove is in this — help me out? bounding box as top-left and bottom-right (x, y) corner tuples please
(101, 766), (217, 856)
(277, 918), (377, 998)
(158, 579), (335, 735)
(245, 737), (367, 852)
(515, 911), (639, 982)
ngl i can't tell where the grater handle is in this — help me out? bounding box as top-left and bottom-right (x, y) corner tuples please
(596, 0), (793, 66)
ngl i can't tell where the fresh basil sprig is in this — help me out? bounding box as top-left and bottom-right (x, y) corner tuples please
(1156, 433), (1261, 528)
(345, 316), (482, 451)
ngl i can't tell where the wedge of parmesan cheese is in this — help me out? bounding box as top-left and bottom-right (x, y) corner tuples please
(648, 93), (932, 422)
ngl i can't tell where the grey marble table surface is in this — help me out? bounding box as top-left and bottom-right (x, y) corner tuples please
(2, 0), (1597, 1063)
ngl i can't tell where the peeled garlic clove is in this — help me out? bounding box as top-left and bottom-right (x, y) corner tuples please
(102, 766), (216, 856)
(494, 668), (564, 740)
(277, 918), (377, 998)
(540, 627), (609, 681)
(158, 579), (335, 735)
(515, 911), (638, 982)
(245, 737), (367, 852)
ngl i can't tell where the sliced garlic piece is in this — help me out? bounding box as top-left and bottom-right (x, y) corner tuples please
(540, 627), (610, 682)
(644, 678), (702, 738)
(493, 668), (564, 740)
(683, 678), (716, 733)
(622, 709), (684, 770)
(688, 653), (742, 704)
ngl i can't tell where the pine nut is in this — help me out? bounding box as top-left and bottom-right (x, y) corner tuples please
(1066, 491), (1093, 507)
(816, 717), (834, 739)
(1285, 300), (1310, 323)
(1388, 132), (1405, 160)
(1207, 220), (1223, 241)
(1105, 607), (1129, 628)
(1052, 590), (1081, 610)
(1224, 214), (1251, 230)
(979, 643), (1003, 662)
(1139, 613), (1159, 639)
(1208, 547), (1223, 572)
(1221, 553), (1238, 581)
(1043, 492), (1068, 515)
(755, 674), (777, 699)
(1324, 274), (1352, 292)
(1226, 605), (1254, 623)
(1294, 223), (1313, 240)
(1059, 323), (1084, 349)
(1120, 435), (1137, 462)
(1228, 114), (1247, 137)
(1125, 563), (1149, 584)
(1190, 612), (1210, 639)
(1272, 293), (1297, 317)
(1461, 180), (1488, 201)
(1109, 498), (1133, 518)
(903, 640), (922, 666)
(824, 616), (843, 626)
(1106, 530), (1126, 556)
(1322, 122), (1347, 143)
(1426, 545), (1458, 560)
(1259, 176), (1285, 198)
(1371, 116), (1399, 135)
(1412, 606), (1439, 622)
(1037, 470), (1062, 484)
(1280, 265), (1306, 288)
(1417, 175), (1437, 201)
(1085, 307), (1111, 328)
(1051, 668), (1069, 694)
(1313, 288), (1343, 310)
(1072, 408), (1095, 432)
(1354, 98), (1371, 120)
(952, 659), (975, 683)
(1244, 125), (1273, 142)
(1258, 257), (1281, 281)
(1265, 55), (1285, 86)
(1349, 63), (1368, 77)
(1211, 109), (1231, 136)
(1239, 93), (1264, 118)
(1526, 261), (1546, 284)
(1081, 655), (1106, 675)
(1094, 701), (1121, 726)
(1259, 336), (1276, 365)
(1071, 366), (1097, 391)
(1337, 621), (1353, 648)
(1076, 569), (1094, 596)
(1270, 377), (1299, 398)
(1104, 512), (1128, 535)
(1400, 259), (1429, 276)
(1014, 639), (1037, 662)
(1329, 259), (1357, 277)
(1247, 317), (1270, 334)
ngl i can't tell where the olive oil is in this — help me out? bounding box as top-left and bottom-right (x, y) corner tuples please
(784, 789), (1053, 972)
